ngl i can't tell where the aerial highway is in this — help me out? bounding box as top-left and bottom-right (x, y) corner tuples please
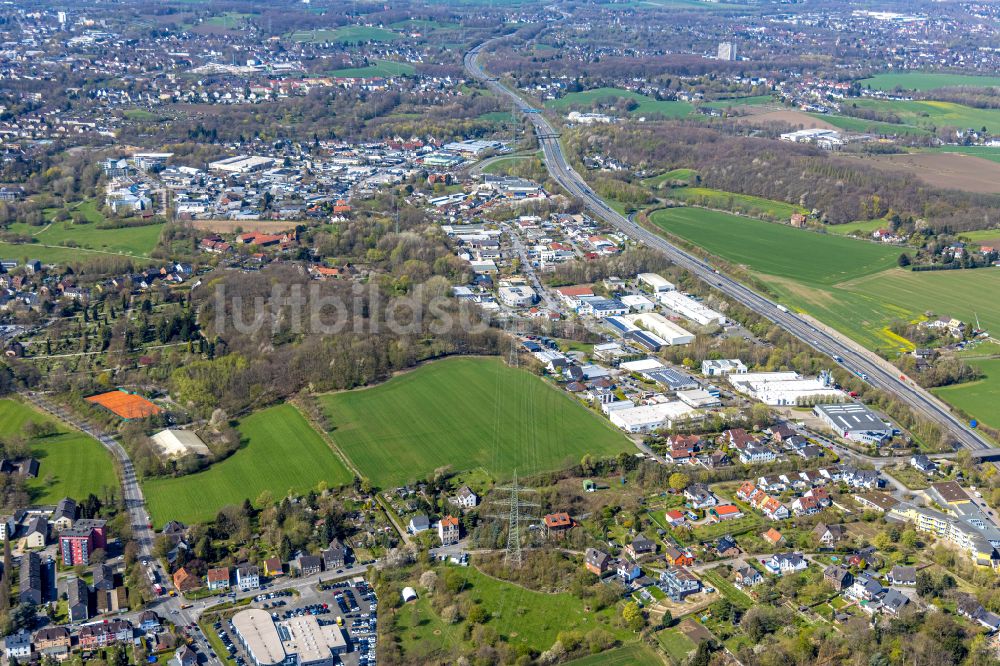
(465, 39), (991, 454)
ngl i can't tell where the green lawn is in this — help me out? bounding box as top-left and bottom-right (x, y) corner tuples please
(0, 399), (117, 504)
(546, 88), (693, 119)
(394, 565), (634, 659)
(288, 26), (401, 44)
(666, 187), (805, 220)
(329, 60), (415, 78)
(825, 219), (886, 236)
(6, 208), (163, 259)
(932, 358), (1000, 431)
(643, 169), (698, 187)
(143, 404), (352, 526)
(656, 627), (697, 662)
(565, 643), (664, 665)
(699, 568), (752, 610)
(319, 357), (630, 488)
(861, 72), (1000, 92)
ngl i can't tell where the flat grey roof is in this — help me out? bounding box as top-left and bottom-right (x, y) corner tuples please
(814, 402), (888, 432)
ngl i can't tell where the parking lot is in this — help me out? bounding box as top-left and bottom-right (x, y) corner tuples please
(209, 580), (378, 666)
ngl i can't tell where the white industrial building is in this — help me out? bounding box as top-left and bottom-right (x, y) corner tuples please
(232, 609), (347, 666)
(623, 313), (694, 345)
(813, 403), (893, 444)
(620, 294), (655, 312)
(608, 401), (703, 433)
(677, 389), (722, 409)
(702, 359), (748, 377)
(208, 155), (275, 173)
(657, 291), (726, 326)
(498, 285), (537, 308)
(729, 372), (846, 406)
(637, 272), (676, 293)
(151, 429), (212, 459)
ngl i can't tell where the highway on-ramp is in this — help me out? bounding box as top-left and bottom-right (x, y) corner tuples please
(464, 39), (990, 454)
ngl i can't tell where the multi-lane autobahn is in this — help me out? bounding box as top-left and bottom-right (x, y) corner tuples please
(465, 39), (990, 454)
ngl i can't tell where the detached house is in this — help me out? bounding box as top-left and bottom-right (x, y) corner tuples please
(766, 553), (807, 576)
(626, 536), (656, 559)
(235, 563), (260, 591)
(683, 483), (718, 509)
(438, 516), (460, 546)
(734, 564), (763, 589)
(585, 548), (611, 576)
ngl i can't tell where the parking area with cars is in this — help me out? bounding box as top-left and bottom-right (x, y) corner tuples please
(208, 579), (378, 666)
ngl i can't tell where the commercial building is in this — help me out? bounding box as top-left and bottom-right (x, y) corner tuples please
(637, 272), (675, 293)
(729, 372), (845, 406)
(657, 291), (725, 326)
(608, 401), (702, 433)
(813, 403), (893, 444)
(232, 609), (285, 666)
(497, 285), (537, 308)
(232, 608), (348, 666)
(701, 359), (747, 377)
(208, 155), (275, 173)
(622, 313), (694, 346)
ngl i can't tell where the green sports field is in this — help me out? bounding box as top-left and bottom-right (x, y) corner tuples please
(650, 207), (1000, 359)
(329, 60), (415, 78)
(546, 88), (693, 119)
(288, 26), (400, 44)
(319, 357), (631, 488)
(143, 404), (352, 526)
(0, 399), (117, 504)
(861, 72), (1000, 92)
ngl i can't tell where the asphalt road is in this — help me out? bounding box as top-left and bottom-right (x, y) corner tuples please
(463, 40), (991, 455)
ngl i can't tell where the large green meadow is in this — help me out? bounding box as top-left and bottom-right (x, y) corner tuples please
(319, 357), (630, 488)
(546, 88), (693, 119)
(288, 26), (401, 44)
(329, 60), (415, 78)
(650, 207), (1000, 358)
(849, 99), (1000, 134)
(861, 72), (1000, 92)
(143, 404), (352, 526)
(0, 399), (117, 504)
(932, 358), (1000, 431)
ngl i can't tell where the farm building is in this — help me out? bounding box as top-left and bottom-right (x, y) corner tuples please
(151, 429), (211, 459)
(86, 390), (162, 420)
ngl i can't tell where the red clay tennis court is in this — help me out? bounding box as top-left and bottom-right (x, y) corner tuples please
(86, 390), (162, 419)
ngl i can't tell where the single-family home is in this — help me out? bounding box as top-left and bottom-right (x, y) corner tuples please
(762, 528), (784, 546)
(813, 523), (845, 546)
(683, 483), (718, 509)
(734, 564), (763, 588)
(709, 505), (744, 522)
(616, 559), (642, 583)
(451, 486), (479, 509)
(766, 552), (808, 576)
(626, 536), (657, 559)
(408, 515), (430, 534)
(297, 555), (322, 577)
(846, 572), (883, 601)
(4, 631), (30, 660)
(887, 565), (916, 587)
(823, 564), (853, 591)
(910, 455), (937, 474)
(585, 548), (611, 576)
(543, 513), (574, 538)
(173, 567), (200, 593)
(665, 510), (686, 527)
(664, 545), (694, 567)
